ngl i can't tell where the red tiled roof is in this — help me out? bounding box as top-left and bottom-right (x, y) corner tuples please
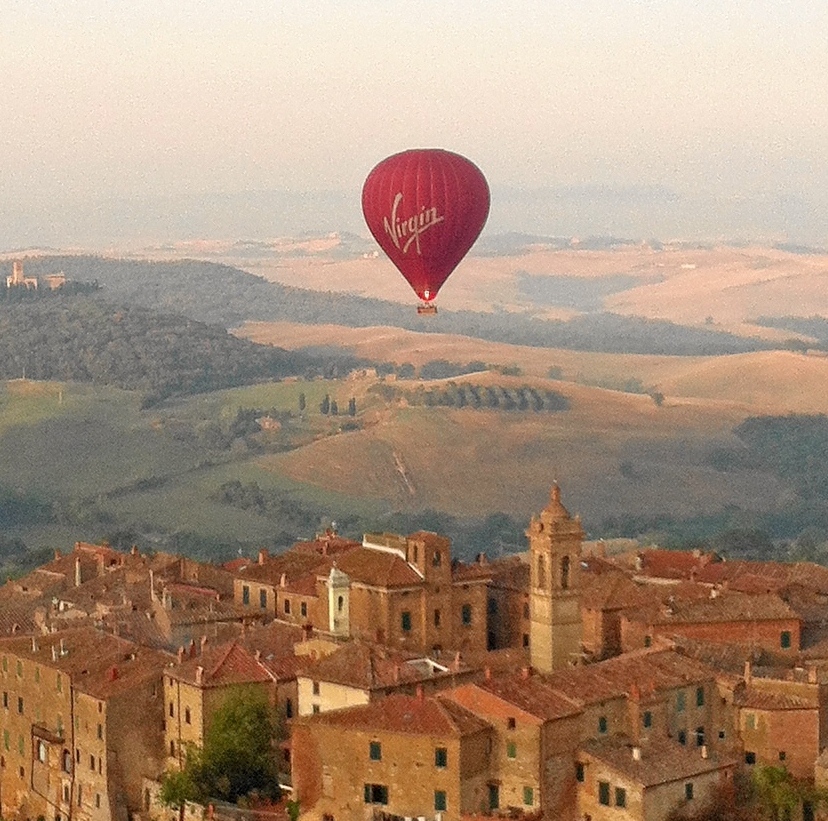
(335, 547), (422, 588)
(627, 591), (798, 626)
(171, 640), (276, 687)
(450, 676), (581, 723)
(735, 687), (817, 711)
(579, 736), (737, 786)
(308, 692), (490, 737)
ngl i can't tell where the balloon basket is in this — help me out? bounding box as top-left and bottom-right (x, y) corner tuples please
(417, 303), (438, 316)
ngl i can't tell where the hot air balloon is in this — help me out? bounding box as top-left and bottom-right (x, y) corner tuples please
(362, 149), (490, 314)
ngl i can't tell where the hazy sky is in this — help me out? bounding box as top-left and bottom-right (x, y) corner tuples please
(3, 1), (828, 246)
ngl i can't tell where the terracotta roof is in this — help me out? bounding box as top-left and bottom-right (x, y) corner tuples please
(236, 551), (331, 586)
(170, 640), (276, 687)
(627, 591), (798, 627)
(308, 692), (491, 737)
(452, 555), (528, 587)
(450, 676), (581, 723)
(298, 641), (456, 690)
(618, 549), (720, 581)
(544, 649), (716, 706)
(335, 547), (422, 588)
(579, 736), (737, 787)
(290, 536), (362, 556)
(735, 687), (817, 711)
(581, 571), (651, 611)
(0, 627), (171, 698)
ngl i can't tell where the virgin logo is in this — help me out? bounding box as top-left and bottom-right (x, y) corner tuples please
(383, 193), (444, 255)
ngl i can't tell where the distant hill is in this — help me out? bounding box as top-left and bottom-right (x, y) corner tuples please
(0, 294), (330, 404)
(15, 256), (772, 356)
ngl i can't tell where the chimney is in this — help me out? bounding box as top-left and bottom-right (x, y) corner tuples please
(415, 684), (424, 701)
(744, 660), (752, 686)
(452, 651), (461, 672)
(177, 647), (185, 664)
(520, 666), (531, 680)
(808, 667), (819, 684)
(149, 569), (156, 602)
(280, 573), (287, 588)
(130, 545), (138, 556)
(476, 553), (487, 565)
(59, 638), (66, 656)
(393, 664), (400, 683)
(200, 635), (208, 653)
(51, 645), (58, 662)
(632, 746), (641, 761)
(195, 666), (204, 685)
(31, 637), (38, 653)
(258, 548), (268, 565)
(255, 650), (261, 662)
(75, 557), (82, 587)
(701, 745), (709, 760)
(188, 639), (196, 659)
(54, 549), (62, 560)
(484, 666), (491, 681)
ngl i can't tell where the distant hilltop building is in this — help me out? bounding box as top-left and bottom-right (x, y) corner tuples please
(6, 260), (38, 289)
(5, 259), (66, 291)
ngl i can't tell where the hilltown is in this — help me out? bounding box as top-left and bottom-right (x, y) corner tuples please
(2, 486), (828, 821)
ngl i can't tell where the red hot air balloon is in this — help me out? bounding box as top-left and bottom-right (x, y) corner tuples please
(362, 149), (490, 313)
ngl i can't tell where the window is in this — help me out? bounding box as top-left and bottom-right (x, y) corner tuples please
(18, 735), (24, 755)
(488, 784), (500, 810)
(337, 595), (344, 612)
(62, 750), (71, 773)
(434, 791), (447, 812)
(598, 781), (611, 806)
(678, 730), (687, 745)
(522, 633), (529, 648)
(575, 763), (585, 782)
(779, 751), (787, 761)
(615, 787), (627, 808)
(506, 742), (517, 758)
(696, 686), (705, 707)
(284, 599), (291, 615)
(537, 555), (546, 588)
(169, 702), (174, 718)
(77, 785), (82, 807)
(369, 741), (382, 761)
(685, 783), (694, 800)
(57, 716), (63, 737)
(696, 726), (705, 746)
(57, 673), (62, 693)
(746, 713), (756, 730)
(90, 755), (95, 770)
(435, 747), (447, 768)
(285, 699), (293, 719)
(170, 740), (175, 757)
(1, 657), (5, 672)
(598, 716), (607, 734)
(63, 784), (70, 802)
(677, 691), (686, 712)
(462, 604), (472, 625)
(2, 730), (8, 751)
(434, 609), (441, 627)
(96, 794), (101, 809)
(560, 555), (570, 589)
(523, 602), (530, 619)
(507, 717), (516, 730)
(38, 741), (47, 763)
(363, 784), (388, 805)
(523, 787), (534, 806)
(745, 751), (756, 765)
(488, 598), (498, 615)
(781, 631), (792, 649)
(432, 550), (442, 567)
(644, 635), (652, 647)
(719, 730), (726, 740)
(185, 708), (191, 725)
(312, 681), (320, 696)
(242, 585), (250, 605)
(15, 660), (21, 677)
(2, 692), (6, 709)
(17, 697), (23, 714)
(301, 602), (308, 618)
(97, 723), (102, 740)
(312, 705), (320, 714)
(401, 611), (412, 632)
(259, 589), (267, 609)
(643, 711), (652, 728)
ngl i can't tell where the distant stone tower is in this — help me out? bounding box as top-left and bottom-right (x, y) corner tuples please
(327, 566), (350, 637)
(528, 484), (584, 672)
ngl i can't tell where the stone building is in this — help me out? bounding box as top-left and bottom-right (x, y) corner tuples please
(0, 628), (169, 821)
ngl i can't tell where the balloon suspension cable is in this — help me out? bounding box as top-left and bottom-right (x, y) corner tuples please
(417, 302), (438, 315)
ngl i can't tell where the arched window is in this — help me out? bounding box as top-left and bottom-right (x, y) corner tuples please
(536, 554), (546, 589)
(432, 550), (442, 567)
(337, 595), (344, 613)
(560, 556), (571, 590)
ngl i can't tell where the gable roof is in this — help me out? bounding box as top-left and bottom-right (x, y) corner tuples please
(171, 640), (276, 687)
(308, 692), (490, 737)
(334, 547), (423, 588)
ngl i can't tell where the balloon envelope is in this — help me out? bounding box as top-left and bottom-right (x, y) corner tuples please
(362, 149), (490, 303)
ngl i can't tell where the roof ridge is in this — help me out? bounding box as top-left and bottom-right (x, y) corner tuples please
(208, 639), (241, 679)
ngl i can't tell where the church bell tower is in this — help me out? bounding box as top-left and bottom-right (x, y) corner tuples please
(528, 484), (583, 673)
